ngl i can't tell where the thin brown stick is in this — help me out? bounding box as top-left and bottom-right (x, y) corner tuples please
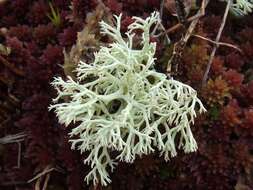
(166, 0), (208, 76)
(28, 165), (54, 183)
(0, 0), (8, 4)
(42, 174), (51, 190)
(192, 34), (242, 52)
(35, 177), (41, 190)
(159, 0), (209, 36)
(0, 132), (26, 144)
(17, 142), (21, 168)
(202, 0), (232, 85)
(187, 0), (207, 22)
(28, 165), (64, 183)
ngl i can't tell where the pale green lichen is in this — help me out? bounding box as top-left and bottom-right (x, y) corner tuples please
(49, 12), (206, 186)
(223, 0), (253, 16)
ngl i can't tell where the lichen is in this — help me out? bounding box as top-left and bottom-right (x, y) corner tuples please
(226, 0), (253, 16)
(49, 12), (206, 186)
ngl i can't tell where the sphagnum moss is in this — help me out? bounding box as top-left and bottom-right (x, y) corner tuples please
(49, 12), (206, 186)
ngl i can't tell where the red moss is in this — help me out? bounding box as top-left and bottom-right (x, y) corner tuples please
(241, 42), (253, 59)
(40, 45), (63, 66)
(225, 52), (245, 70)
(28, 0), (49, 25)
(1, 1), (253, 189)
(1, 15), (19, 27)
(220, 99), (242, 127)
(232, 140), (252, 175)
(10, 0), (31, 18)
(241, 81), (253, 105)
(121, 16), (134, 32)
(25, 41), (41, 57)
(5, 37), (31, 66)
(134, 155), (160, 176)
(238, 27), (253, 43)
(105, 0), (122, 14)
(9, 25), (32, 41)
(202, 77), (230, 106)
(243, 109), (253, 129)
(182, 44), (209, 83)
(33, 24), (56, 45)
(203, 15), (221, 38)
(223, 69), (244, 88)
(68, 0), (97, 26)
(58, 27), (77, 47)
(211, 56), (225, 76)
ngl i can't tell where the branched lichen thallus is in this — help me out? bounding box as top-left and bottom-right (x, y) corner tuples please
(49, 11), (206, 186)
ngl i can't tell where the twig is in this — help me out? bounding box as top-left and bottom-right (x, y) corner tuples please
(0, 0), (8, 4)
(8, 91), (20, 104)
(0, 133), (24, 169)
(202, 0), (232, 86)
(17, 142), (21, 168)
(28, 166), (54, 183)
(0, 132), (26, 144)
(28, 165), (64, 190)
(28, 165), (65, 183)
(42, 174), (51, 190)
(158, 0), (209, 36)
(192, 34), (242, 52)
(35, 177), (42, 190)
(167, 0), (208, 76)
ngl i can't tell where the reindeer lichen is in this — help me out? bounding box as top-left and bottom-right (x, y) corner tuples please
(49, 12), (206, 186)
(225, 0), (253, 16)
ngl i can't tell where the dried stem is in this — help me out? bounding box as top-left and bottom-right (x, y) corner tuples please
(42, 174), (51, 190)
(0, 132), (26, 144)
(17, 142), (21, 168)
(35, 177), (42, 190)
(192, 34), (242, 52)
(28, 165), (64, 183)
(202, 0), (232, 86)
(28, 166), (54, 183)
(158, 0), (210, 36)
(167, 0), (208, 76)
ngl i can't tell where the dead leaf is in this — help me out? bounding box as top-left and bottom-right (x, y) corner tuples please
(0, 44), (11, 56)
(63, 1), (113, 78)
